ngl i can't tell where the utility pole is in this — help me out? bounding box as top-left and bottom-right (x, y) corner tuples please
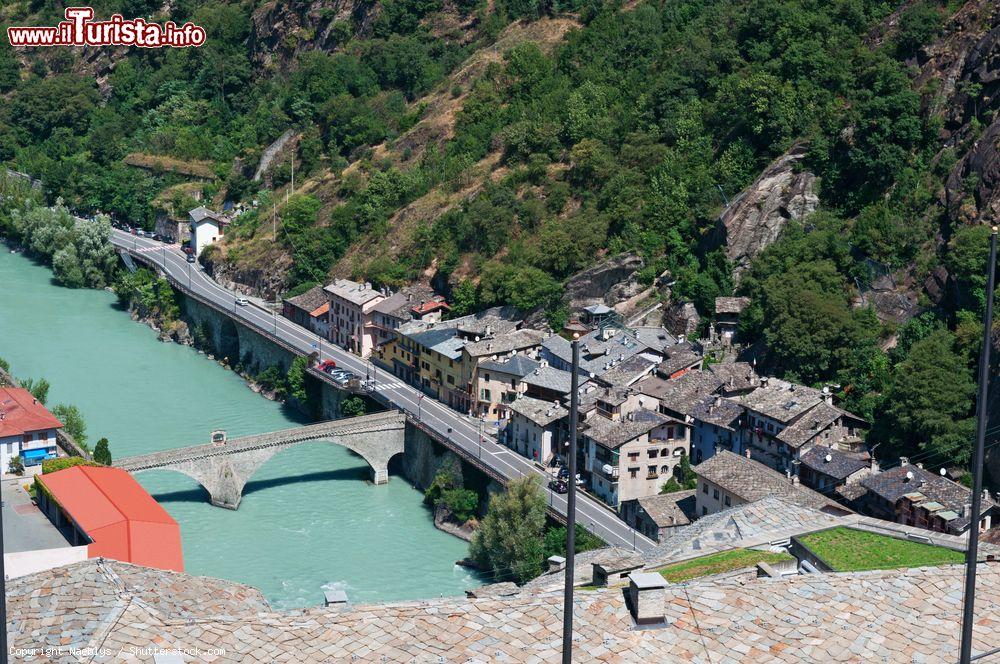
(960, 226), (998, 664)
(562, 334), (581, 664)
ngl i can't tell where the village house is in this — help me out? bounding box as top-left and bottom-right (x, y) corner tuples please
(706, 362), (759, 396)
(583, 407), (690, 510)
(692, 449), (851, 518)
(324, 279), (386, 357)
(688, 394), (745, 464)
(281, 285), (330, 339)
(369, 285), (448, 350)
(713, 296), (750, 344)
(620, 490), (697, 542)
(634, 370), (723, 460)
(857, 461), (995, 535)
(541, 326), (656, 379)
(738, 378), (867, 473)
(472, 354), (542, 421)
(0, 387), (62, 471)
(188, 206), (226, 256)
(461, 329), (547, 420)
(798, 445), (876, 493)
(654, 342), (703, 380)
(506, 395), (568, 465)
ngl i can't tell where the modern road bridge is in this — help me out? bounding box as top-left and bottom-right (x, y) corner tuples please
(114, 411), (405, 509)
(112, 230), (657, 553)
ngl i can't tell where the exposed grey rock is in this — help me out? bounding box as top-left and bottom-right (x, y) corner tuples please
(924, 265), (950, 306)
(662, 301), (701, 339)
(716, 143), (819, 280)
(562, 253), (645, 312)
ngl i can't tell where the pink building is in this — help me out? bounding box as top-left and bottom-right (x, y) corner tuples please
(324, 279), (386, 357)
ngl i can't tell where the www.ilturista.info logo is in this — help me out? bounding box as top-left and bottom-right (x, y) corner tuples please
(7, 7), (206, 48)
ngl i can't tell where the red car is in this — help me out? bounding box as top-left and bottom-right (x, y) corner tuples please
(316, 360), (337, 373)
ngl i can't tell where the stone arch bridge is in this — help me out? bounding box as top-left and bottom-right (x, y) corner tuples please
(113, 411), (406, 510)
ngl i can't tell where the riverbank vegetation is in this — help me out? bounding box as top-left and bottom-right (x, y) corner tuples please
(112, 268), (181, 325)
(470, 475), (603, 584)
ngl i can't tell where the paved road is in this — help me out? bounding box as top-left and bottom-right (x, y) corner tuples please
(111, 230), (656, 553)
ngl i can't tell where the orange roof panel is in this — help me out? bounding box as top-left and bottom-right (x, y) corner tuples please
(0, 387), (62, 437)
(39, 466), (183, 571)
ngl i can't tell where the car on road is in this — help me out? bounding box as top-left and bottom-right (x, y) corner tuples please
(186, 254), (197, 263)
(234, 298), (250, 307)
(548, 480), (568, 494)
(316, 360), (337, 373)
(182, 246), (194, 255)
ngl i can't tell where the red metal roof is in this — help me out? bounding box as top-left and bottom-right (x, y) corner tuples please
(39, 466), (183, 572)
(412, 296), (449, 315)
(0, 387), (62, 437)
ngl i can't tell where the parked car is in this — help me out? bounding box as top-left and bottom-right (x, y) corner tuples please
(316, 360), (337, 373)
(182, 246), (194, 255)
(548, 480), (568, 494)
(234, 298), (250, 307)
(186, 254), (196, 263)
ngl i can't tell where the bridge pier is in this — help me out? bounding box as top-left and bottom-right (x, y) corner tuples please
(115, 412), (407, 509)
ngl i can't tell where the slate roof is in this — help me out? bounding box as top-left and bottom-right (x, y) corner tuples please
(799, 445), (870, 481)
(631, 326), (678, 354)
(522, 365), (577, 395)
(656, 344), (703, 377)
(688, 394), (743, 429)
(370, 284), (438, 319)
(14, 555), (1000, 662)
(596, 355), (658, 387)
(636, 490), (698, 529)
(464, 329), (547, 358)
(715, 296), (750, 315)
(583, 409), (669, 448)
(542, 329), (647, 375)
(324, 278), (384, 306)
(694, 450), (847, 512)
(188, 206), (222, 223)
(478, 354), (541, 377)
(635, 371), (724, 417)
(860, 464), (995, 531)
(707, 361), (759, 394)
(508, 395), (568, 427)
(407, 326), (461, 353)
(284, 285), (328, 314)
(775, 401), (847, 448)
(739, 380), (825, 423)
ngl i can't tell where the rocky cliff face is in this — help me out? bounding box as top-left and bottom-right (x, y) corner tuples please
(248, 1), (375, 72)
(912, 1), (1000, 226)
(561, 253), (645, 313)
(714, 143), (819, 280)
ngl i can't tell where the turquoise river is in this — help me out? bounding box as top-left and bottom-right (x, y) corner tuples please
(0, 249), (479, 607)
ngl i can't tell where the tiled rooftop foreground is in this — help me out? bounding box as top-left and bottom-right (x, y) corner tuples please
(10, 558), (1000, 662)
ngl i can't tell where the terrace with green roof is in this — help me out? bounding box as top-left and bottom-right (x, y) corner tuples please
(652, 548), (794, 583)
(796, 527), (965, 572)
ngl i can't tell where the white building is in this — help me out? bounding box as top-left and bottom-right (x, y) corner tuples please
(506, 395), (567, 464)
(0, 387), (62, 471)
(189, 207), (226, 256)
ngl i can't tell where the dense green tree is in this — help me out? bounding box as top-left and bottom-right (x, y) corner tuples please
(341, 396), (367, 418)
(470, 475), (547, 584)
(21, 377), (50, 405)
(51, 404), (87, 447)
(875, 330), (976, 464)
(542, 524), (604, 559)
(93, 438), (113, 466)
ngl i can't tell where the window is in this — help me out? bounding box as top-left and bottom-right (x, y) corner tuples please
(724, 495), (731, 506)
(648, 449), (657, 459)
(666, 426), (674, 439)
(629, 468), (638, 479)
(702, 506), (708, 516)
(702, 483), (708, 494)
(660, 448), (669, 457)
(660, 465), (669, 475)
(713, 488), (719, 500)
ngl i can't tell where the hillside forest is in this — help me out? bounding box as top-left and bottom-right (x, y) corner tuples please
(0, 0), (998, 476)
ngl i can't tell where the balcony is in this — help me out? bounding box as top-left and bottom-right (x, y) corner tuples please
(591, 459), (619, 482)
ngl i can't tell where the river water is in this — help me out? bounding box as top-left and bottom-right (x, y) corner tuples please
(0, 249), (478, 607)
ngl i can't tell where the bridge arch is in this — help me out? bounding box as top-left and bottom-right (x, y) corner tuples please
(116, 412), (406, 510)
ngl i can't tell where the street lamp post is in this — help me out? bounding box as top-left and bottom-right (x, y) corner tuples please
(959, 226), (998, 664)
(418, 394), (424, 420)
(562, 335), (581, 664)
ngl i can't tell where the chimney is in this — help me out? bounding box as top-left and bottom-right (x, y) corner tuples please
(899, 456), (909, 467)
(627, 572), (667, 625)
(547, 555), (566, 573)
(984, 489), (991, 503)
(963, 503), (972, 518)
(870, 456), (879, 473)
(714, 395), (722, 408)
(761, 376), (770, 388)
(744, 448), (751, 459)
(916, 462), (924, 470)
